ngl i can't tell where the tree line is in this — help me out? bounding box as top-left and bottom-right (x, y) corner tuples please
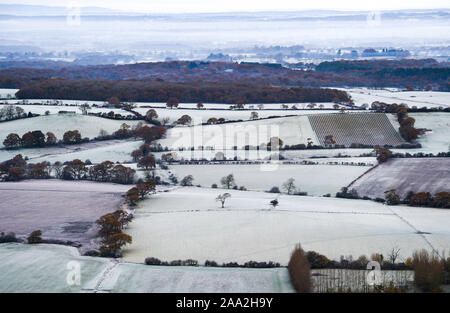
(0, 154), (141, 184)
(1, 59), (448, 90)
(14, 79), (351, 104)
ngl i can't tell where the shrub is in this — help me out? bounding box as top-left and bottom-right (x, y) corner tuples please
(409, 192), (432, 207)
(145, 257), (162, 265)
(180, 175), (194, 186)
(385, 189), (401, 205)
(433, 192), (450, 208)
(27, 230), (43, 244)
(211, 183), (218, 188)
(412, 249), (444, 292)
(268, 186), (280, 193)
(204, 260), (218, 267)
(0, 232), (19, 243)
(288, 244), (312, 293)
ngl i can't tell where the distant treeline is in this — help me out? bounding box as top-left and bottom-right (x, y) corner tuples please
(0, 59), (448, 91)
(15, 79), (351, 104)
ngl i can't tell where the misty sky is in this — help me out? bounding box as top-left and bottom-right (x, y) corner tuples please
(1, 0), (449, 13)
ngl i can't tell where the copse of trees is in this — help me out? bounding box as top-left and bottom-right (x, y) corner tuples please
(386, 189), (450, 209)
(0, 105), (29, 122)
(3, 130), (84, 149)
(0, 155), (138, 184)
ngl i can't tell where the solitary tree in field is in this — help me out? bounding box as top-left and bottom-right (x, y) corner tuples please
(216, 193), (231, 208)
(79, 103), (91, 115)
(250, 111), (259, 120)
(197, 102), (204, 109)
(220, 174), (236, 189)
(282, 178), (296, 195)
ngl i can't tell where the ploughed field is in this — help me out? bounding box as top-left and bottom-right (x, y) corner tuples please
(0, 180), (130, 250)
(352, 158), (450, 199)
(308, 113), (404, 147)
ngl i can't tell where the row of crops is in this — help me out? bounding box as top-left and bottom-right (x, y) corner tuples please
(308, 113), (405, 147)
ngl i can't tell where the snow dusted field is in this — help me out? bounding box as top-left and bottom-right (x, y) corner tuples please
(159, 115), (319, 149)
(122, 187), (449, 265)
(134, 102), (342, 110)
(0, 89), (18, 98)
(352, 158), (450, 199)
(409, 113), (450, 153)
(0, 180), (130, 248)
(0, 115), (142, 148)
(0, 139), (142, 163)
(154, 148), (378, 162)
(133, 107), (363, 124)
(343, 88), (450, 108)
(169, 163), (370, 195)
(0, 104), (134, 117)
(0, 243), (294, 293)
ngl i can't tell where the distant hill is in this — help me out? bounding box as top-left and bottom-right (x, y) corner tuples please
(0, 4), (123, 16)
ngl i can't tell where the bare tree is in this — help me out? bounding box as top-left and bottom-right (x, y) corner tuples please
(220, 174), (235, 189)
(216, 193), (231, 208)
(388, 246), (401, 264)
(282, 178), (296, 195)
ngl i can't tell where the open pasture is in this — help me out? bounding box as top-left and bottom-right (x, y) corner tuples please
(122, 187), (449, 265)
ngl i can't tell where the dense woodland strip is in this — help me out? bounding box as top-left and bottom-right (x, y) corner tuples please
(0, 59), (448, 91)
(14, 80), (351, 104)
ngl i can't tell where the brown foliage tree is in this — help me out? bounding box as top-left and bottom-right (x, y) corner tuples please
(288, 244), (312, 293)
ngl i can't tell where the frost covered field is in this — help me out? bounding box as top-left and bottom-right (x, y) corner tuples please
(0, 139), (142, 163)
(0, 180), (130, 248)
(409, 113), (450, 153)
(342, 88), (450, 108)
(0, 89), (18, 98)
(0, 104), (134, 117)
(154, 149), (378, 162)
(352, 158), (450, 199)
(122, 187), (450, 265)
(0, 115), (142, 148)
(169, 163), (370, 195)
(133, 107), (363, 124)
(0, 243), (294, 293)
(160, 115), (319, 149)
